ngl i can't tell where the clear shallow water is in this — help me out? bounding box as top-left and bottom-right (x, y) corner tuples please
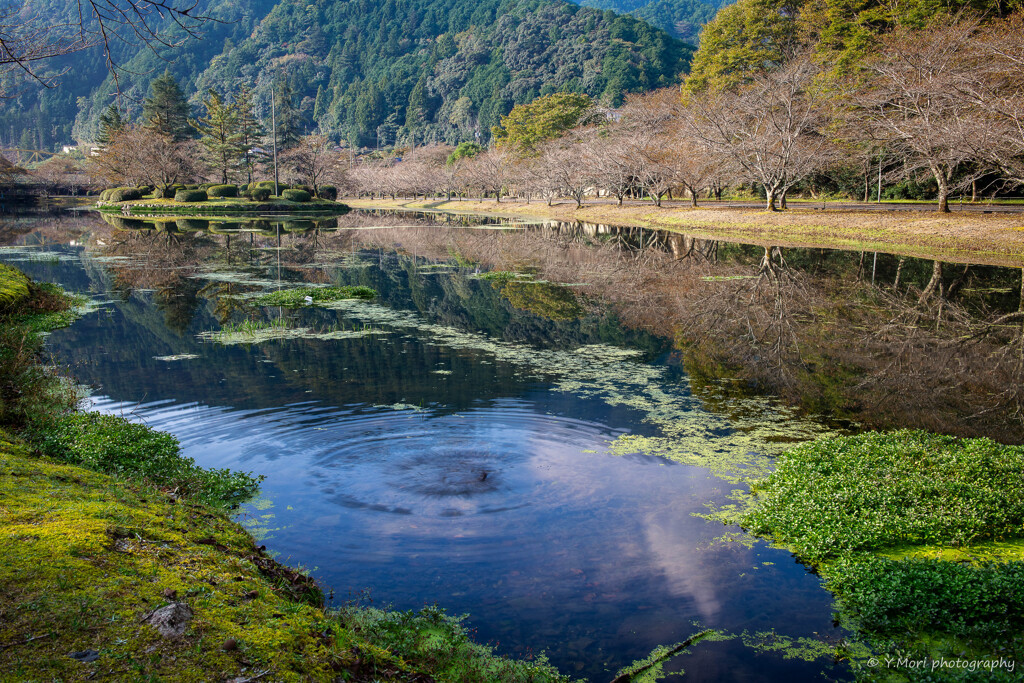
(3, 210), (859, 680)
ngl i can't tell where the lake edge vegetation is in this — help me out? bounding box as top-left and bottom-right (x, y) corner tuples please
(725, 430), (1024, 679)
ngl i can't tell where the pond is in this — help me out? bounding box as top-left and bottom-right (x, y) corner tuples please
(4, 205), (1023, 680)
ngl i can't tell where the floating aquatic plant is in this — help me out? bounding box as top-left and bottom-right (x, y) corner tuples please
(252, 285), (376, 308)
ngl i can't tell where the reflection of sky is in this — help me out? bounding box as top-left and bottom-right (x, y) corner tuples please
(90, 394), (844, 681)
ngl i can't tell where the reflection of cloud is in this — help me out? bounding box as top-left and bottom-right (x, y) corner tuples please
(525, 430), (747, 621)
(641, 511), (743, 620)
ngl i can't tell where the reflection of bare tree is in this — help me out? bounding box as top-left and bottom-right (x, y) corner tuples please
(344, 221), (1024, 442)
(58, 209), (1024, 442)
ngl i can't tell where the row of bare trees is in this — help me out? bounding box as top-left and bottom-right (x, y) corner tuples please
(345, 13), (1024, 213)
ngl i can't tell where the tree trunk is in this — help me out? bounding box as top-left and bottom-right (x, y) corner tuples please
(689, 186), (698, 208)
(932, 166), (951, 213)
(780, 189), (788, 210)
(766, 186), (778, 211)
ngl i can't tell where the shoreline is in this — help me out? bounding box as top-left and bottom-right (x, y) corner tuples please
(345, 197), (1024, 268)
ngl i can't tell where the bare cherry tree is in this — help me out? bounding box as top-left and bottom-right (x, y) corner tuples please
(970, 13), (1024, 187)
(466, 148), (512, 201)
(855, 17), (993, 212)
(283, 135), (340, 197)
(685, 52), (836, 210)
(89, 123), (199, 192)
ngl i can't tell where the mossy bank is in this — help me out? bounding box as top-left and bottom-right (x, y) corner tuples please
(0, 265), (571, 683)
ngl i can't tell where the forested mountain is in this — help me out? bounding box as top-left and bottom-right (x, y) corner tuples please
(573, 0), (732, 42)
(1, 0), (691, 150)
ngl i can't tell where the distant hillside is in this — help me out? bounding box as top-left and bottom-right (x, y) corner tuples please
(572, 0), (733, 42)
(0, 0), (692, 150)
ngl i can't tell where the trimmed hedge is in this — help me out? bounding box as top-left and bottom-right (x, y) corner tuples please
(249, 188), (272, 202)
(208, 184), (238, 198)
(107, 187), (143, 202)
(282, 189), (311, 203)
(318, 185), (338, 201)
(174, 189), (208, 203)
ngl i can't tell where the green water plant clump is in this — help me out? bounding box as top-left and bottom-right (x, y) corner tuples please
(282, 188), (311, 202)
(338, 605), (571, 682)
(175, 189), (208, 203)
(825, 554), (1024, 659)
(736, 430), (1024, 672)
(28, 412), (262, 509)
(253, 285), (377, 308)
(741, 430), (1024, 563)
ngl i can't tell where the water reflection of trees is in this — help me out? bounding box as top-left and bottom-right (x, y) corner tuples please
(80, 210), (1024, 441)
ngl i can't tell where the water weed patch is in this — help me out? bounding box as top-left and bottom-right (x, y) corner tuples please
(741, 430), (1024, 562)
(736, 430), (1024, 676)
(252, 285), (376, 307)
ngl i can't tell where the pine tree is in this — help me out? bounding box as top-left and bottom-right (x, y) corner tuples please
(143, 71), (192, 142)
(96, 104), (125, 147)
(273, 80), (302, 149)
(190, 89), (243, 184)
(233, 84), (266, 185)
(313, 84), (330, 122)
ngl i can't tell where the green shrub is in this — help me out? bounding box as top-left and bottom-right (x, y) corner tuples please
(282, 189), (310, 202)
(238, 183), (249, 192)
(30, 412), (262, 508)
(741, 430), (1024, 562)
(174, 189), (208, 203)
(107, 187), (143, 202)
(249, 187), (272, 202)
(317, 185), (338, 200)
(208, 184), (238, 198)
(255, 180), (287, 191)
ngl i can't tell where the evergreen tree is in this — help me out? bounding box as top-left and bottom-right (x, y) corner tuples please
(313, 84), (330, 122)
(190, 89), (243, 184)
(273, 80), (302, 149)
(96, 104), (125, 147)
(143, 71), (193, 141)
(233, 84), (266, 185)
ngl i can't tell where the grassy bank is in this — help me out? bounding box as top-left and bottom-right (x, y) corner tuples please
(732, 431), (1024, 680)
(0, 264), (571, 682)
(345, 197), (1024, 267)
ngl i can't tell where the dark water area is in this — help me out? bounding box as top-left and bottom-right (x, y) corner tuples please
(5, 206), (1024, 680)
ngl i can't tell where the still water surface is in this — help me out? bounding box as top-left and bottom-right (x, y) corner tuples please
(10, 205), (1019, 680)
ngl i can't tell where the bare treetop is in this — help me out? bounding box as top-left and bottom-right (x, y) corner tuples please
(0, 1), (212, 93)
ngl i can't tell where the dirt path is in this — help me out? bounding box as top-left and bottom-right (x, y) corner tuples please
(345, 197), (1024, 267)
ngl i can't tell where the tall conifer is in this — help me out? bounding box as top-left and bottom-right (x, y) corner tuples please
(190, 90), (243, 184)
(142, 71), (192, 142)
